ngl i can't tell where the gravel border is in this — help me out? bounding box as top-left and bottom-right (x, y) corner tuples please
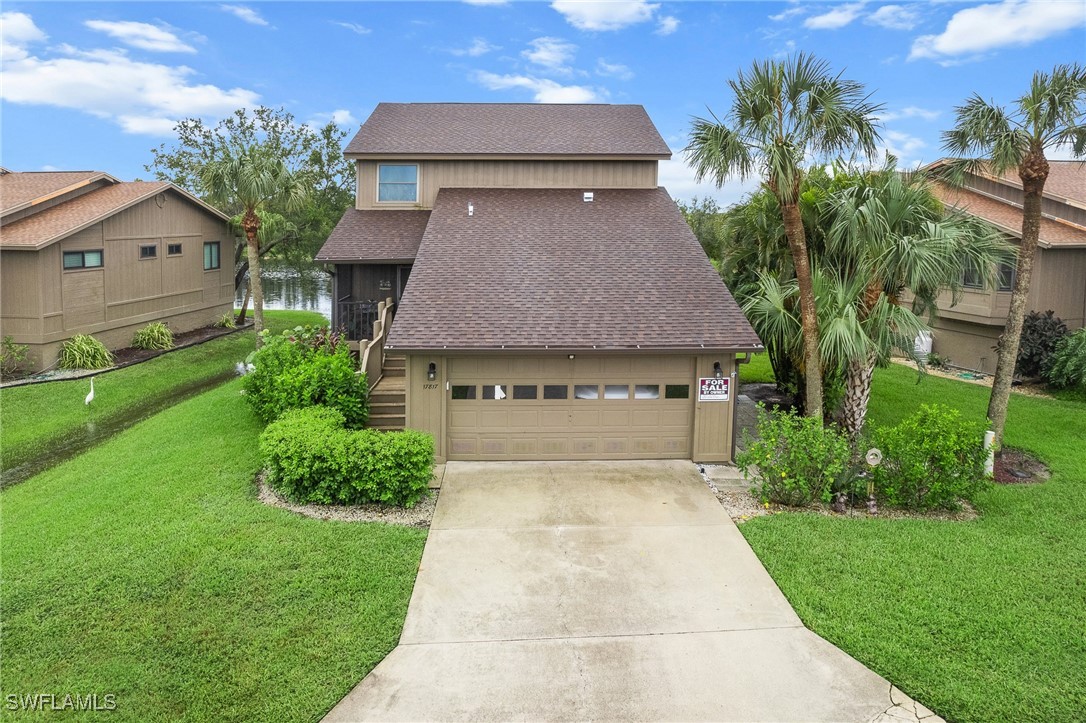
(256, 473), (436, 527)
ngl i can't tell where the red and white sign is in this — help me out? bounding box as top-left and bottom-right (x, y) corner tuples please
(698, 376), (730, 402)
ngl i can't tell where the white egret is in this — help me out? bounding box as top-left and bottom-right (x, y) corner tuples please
(85, 377), (95, 405)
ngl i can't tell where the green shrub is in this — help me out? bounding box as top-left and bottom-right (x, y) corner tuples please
(736, 404), (851, 505)
(216, 312), (236, 329)
(1044, 327), (1086, 390)
(872, 404), (988, 511)
(131, 321), (174, 351)
(1014, 310), (1067, 378)
(260, 406), (432, 507)
(0, 335), (30, 378)
(59, 334), (113, 370)
(243, 326), (368, 426)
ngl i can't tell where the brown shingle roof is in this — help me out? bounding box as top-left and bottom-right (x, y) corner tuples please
(315, 209), (431, 262)
(385, 187), (762, 352)
(998, 161), (1086, 206)
(345, 103), (672, 158)
(934, 183), (1086, 248)
(0, 182), (227, 250)
(1, 171), (113, 215)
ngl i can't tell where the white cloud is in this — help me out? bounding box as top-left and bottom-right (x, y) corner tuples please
(769, 6), (806, 22)
(879, 129), (927, 168)
(804, 3), (865, 30)
(655, 15), (680, 35)
(84, 20), (196, 53)
(220, 5), (269, 27)
(865, 5), (919, 31)
(551, 0), (659, 31)
(596, 58), (633, 80)
(522, 36), (576, 73)
(658, 157), (761, 207)
(310, 109), (358, 127)
(879, 105), (940, 122)
(333, 22), (371, 35)
(473, 70), (600, 103)
(1, 11), (47, 45)
(1, 26), (259, 136)
(449, 38), (498, 57)
(910, 0), (1086, 61)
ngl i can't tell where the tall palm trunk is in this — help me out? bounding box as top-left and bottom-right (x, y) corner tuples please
(781, 202), (823, 419)
(241, 208), (265, 346)
(987, 150), (1049, 448)
(236, 280), (251, 325)
(841, 351), (878, 438)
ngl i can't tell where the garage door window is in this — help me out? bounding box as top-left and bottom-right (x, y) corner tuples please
(542, 385), (568, 399)
(482, 385), (508, 400)
(513, 385), (537, 400)
(665, 385), (690, 399)
(574, 384), (599, 400)
(451, 385), (476, 399)
(635, 384), (660, 400)
(604, 385), (629, 400)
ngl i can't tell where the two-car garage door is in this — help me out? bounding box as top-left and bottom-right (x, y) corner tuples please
(446, 355), (695, 460)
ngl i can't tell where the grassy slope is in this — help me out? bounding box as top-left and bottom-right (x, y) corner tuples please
(0, 379), (426, 722)
(0, 310), (326, 471)
(739, 357), (1086, 722)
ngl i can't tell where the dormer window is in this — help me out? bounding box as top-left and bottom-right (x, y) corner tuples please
(377, 164), (418, 203)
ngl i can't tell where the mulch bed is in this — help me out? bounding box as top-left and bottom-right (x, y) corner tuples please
(993, 448), (1050, 485)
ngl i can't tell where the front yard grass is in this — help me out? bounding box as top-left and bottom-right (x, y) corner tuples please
(0, 377), (425, 722)
(739, 358), (1086, 722)
(0, 310), (326, 473)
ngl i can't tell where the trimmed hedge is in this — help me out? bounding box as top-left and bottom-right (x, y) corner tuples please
(260, 406), (433, 508)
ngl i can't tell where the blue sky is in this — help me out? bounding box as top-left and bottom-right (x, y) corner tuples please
(2, 1), (1083, 206)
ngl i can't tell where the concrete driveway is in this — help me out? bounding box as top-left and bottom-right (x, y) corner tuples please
(325, 461), (940, 722)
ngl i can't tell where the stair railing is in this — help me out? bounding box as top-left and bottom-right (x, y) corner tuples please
(358, 296), (394, 391)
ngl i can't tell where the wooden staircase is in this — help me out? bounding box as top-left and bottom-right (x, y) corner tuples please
(368, 353), (405, 431)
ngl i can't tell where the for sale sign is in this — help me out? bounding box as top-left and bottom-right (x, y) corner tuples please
(698, 376), (730, 402)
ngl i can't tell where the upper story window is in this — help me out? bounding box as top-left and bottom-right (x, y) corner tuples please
(377, 164), (418, 203)
(997, 261), (1016, 292)
(63, 250), (103, 270)
(203, 241), (221, 271)
(961, 262), (984, 290)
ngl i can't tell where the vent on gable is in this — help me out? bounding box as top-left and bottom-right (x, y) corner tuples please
(583, 191), (594, 202)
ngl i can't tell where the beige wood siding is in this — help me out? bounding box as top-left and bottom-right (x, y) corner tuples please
(1030, 248), (1086, 329)
(356, 159), (659, 210)
(0, 250), (43, 337)
(692, 355), (735, 464)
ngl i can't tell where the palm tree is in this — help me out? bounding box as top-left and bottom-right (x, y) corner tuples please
(199, 146), (309, 342)
(232, 210), (298, 325)
(824, 167), (1014, 436)
(941, 63), (1086, 448)
(686, 54), (882, 420)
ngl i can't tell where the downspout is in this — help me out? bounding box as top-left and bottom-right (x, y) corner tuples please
(732, 352), (751, 462)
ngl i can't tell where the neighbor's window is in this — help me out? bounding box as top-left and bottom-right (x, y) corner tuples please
(634, 384), (660, 400)
(167, 243), (183, 256)
(451, 385), (476, 400)
(139, 244), (157, 259)
(377, 164), (418, 203)
(543, 385), (568, 400)
(482, 384), (507, 400)
(63, 250), (103, 270)
(604, 385), (629, 400)
(574, 384), (599, 400)
(664, 385), (690, 399)
(203, 241), (221, 270)
(961, 261), (984, 289)
(997, 261), (1016, 292)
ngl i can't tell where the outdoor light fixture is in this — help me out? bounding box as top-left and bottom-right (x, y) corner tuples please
(427, 362), (437, 381)
(713, 361), (723, 379)
(568, 354), (575, 360)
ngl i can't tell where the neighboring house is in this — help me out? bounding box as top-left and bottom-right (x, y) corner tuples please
(922, 160), (1086, 372)
(0, 170), (235, 371)
(316, 103), (762, 463)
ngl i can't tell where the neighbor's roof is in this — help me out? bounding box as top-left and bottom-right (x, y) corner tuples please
(934, 183), (1086, 249)
(0, 180), (230, 250)
(345, 103), (672, 158)
(315, 209), (431, 262)
(997, 161), (1086, 207)
(1, 171), (116, 216)
(386, 187), (762, 352)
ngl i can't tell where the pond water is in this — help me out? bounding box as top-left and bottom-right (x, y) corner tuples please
(235, 260), (333, 321)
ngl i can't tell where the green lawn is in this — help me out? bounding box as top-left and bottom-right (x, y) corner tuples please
(0, 310), (326, 473)
(739, 357), (1086, 722)
(0, 378), (426, 722)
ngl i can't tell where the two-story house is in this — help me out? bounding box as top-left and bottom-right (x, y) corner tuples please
(922, 160), (1086, 372)
(0, 170), (235, 371)
(316, 103), (762, 464)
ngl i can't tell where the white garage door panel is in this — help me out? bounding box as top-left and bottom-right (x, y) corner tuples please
(447, 355), (696, 461)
